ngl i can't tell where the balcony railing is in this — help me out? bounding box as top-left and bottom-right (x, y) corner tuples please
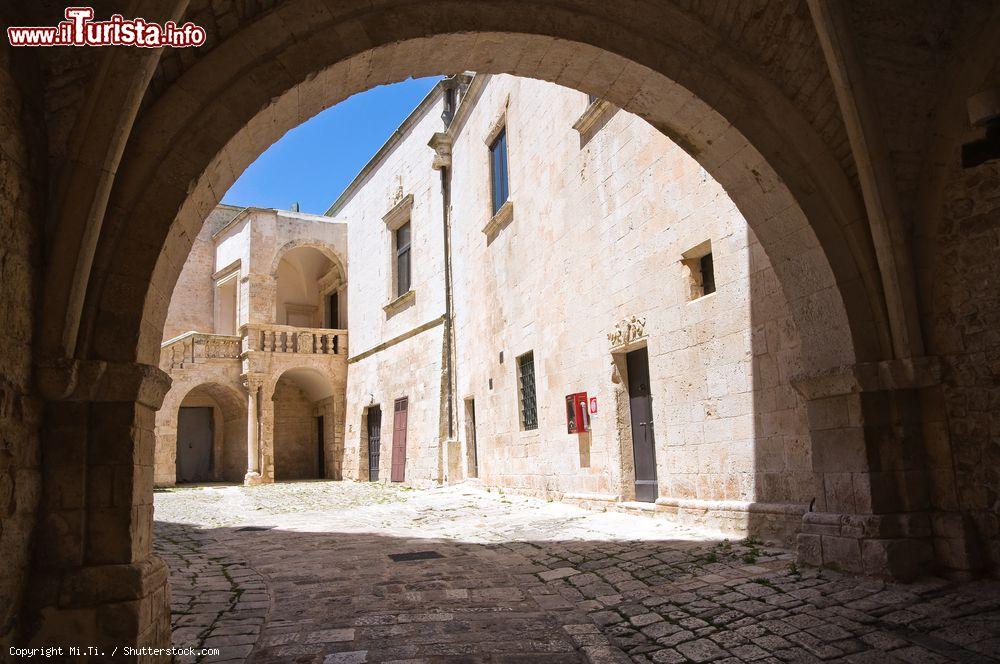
(161, 331), (242, 370)
(242, 324), (348, 356)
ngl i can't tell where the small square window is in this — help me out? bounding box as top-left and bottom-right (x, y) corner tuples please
(682, 241), (715, 300)
(516, 351), (538, 430)
(700, 253), (716, 295)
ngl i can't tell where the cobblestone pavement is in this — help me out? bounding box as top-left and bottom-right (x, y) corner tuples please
(154, 482), (1000, 664)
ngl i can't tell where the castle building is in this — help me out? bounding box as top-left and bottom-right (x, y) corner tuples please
(156, 74), (812, 543)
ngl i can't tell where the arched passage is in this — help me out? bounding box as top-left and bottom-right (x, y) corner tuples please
(272, 245), (346, 329)
(26, 1), (938, 653)
(174, 383), (247, 484)
(270, 367), (338, 481)
(155, 380), (248, 486)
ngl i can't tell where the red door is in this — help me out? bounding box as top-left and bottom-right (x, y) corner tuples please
(390, 397), (408, 482)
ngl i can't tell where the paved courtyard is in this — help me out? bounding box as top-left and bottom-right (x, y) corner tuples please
(153, 482), (1000, 664)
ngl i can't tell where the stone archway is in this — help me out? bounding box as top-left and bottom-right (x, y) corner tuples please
(155, 381), (248, 486)
(25, 1), (944, 654)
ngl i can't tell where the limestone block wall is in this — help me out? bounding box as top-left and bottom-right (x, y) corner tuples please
(273, 377), (319, 480)
(448, 76), (811, 539)
(931, 157), (1000, 571)
(152, 361), (246, 486)
(0, 44), (43, 649)
(343, 327), (446, 485)
(338, 89), (449, 485)
(162, 205), (243, 341)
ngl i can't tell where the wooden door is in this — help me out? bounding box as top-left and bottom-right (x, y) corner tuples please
(177, 407), (213, 483)
(390, 398), (408, 482)
(367, 406), (381, 481)
(627, 348), (658, 502)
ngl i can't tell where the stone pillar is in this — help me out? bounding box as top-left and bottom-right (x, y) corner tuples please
(27, 360), (173, 661)
(792, 357), (960, 578)
(242, 373), (265, 485)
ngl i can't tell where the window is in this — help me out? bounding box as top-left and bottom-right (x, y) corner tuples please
(489, 127), (509, 216)
(681, 240), (715, 300)
(516, 351), (538, 430)
(395, 222), (411, 296)
(700, 253), (716, 295)
(327, 292), (339, 328)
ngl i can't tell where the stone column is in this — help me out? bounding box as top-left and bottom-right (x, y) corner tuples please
(243, 373), (265, 485)
(791, 356), (973, 578)
(28, 360), (173, 661)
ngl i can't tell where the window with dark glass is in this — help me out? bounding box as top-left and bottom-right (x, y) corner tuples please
(489, 127), (509, 216)
(700, 252), (716, 295)
(517, 351), (538, 430)
(395, 222), (411, 296)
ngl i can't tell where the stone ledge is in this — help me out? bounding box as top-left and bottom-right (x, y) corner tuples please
(37, 358), (172, 409)
(482, 199), (513, 238)
(790, 356), (942, 400)
(382, 289), (416, 317)
(572, 98), (615, 135)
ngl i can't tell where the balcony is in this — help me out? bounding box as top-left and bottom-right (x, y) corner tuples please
(241, 324), (348, 357)
(161, 331), (242, 371)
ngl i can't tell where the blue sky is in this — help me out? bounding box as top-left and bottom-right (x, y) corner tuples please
(223, 76), (442, 215)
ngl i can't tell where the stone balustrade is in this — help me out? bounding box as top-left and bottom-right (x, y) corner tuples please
(161, 331), (242, 370)
(242, 324), (348, 356)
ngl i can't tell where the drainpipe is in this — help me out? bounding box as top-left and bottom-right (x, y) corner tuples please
(431, 76), (460, 480)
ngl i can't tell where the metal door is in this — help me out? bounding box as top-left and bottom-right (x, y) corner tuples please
(627, 348), (658, 502)
(367, 406), (381, 481)
(177, 407), (213, 483)
(390, 398), (408, 482)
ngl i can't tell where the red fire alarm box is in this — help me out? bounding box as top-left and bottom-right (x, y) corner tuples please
(566, 392), (591, 434)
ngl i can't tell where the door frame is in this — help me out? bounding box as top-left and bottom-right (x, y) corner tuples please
(390, 397), (408, 483)
(365, 405), (382, 482)
(611, 338), (657, 503)
(176, 405), (215, 484)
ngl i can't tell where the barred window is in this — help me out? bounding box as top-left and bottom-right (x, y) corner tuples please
(489, 127), (509, 216)
(517, 351), (538, 430)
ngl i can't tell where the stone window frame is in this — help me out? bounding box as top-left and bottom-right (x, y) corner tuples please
(382, 193), (416, 317)
(212, 260), (241, 336)
(483, 102), (514, 237)
(681, 240), (716, 301)
(572, 92), (615, 140)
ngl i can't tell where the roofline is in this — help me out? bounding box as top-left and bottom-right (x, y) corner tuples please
(212, 205), (344, 241)
(325, 80), (445, 217)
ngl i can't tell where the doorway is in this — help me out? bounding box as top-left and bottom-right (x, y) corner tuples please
(465, 398), (478, 478)
(316, 416), (325, 478)
(626, 347), (658, 502)
(390, 397), (409, 482)
(177, 407), (214, 483)
(367, 406), (381, 481)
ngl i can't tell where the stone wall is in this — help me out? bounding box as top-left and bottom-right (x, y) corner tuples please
(272, 377), (318, 480)
(932, 157), (1000, 570)
(446, 76), (811, 540)
(162, 205), (241, 341)
(339, 89), (449, 486)
(0, 43), (43, 647)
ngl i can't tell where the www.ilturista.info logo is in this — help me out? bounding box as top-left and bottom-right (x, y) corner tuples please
(7, 7), (206, 48)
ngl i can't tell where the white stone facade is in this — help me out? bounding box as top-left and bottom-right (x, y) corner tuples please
(328, 75), (813, 542)
(156, 75), (813, 542)
(155, 206), (349, 487)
